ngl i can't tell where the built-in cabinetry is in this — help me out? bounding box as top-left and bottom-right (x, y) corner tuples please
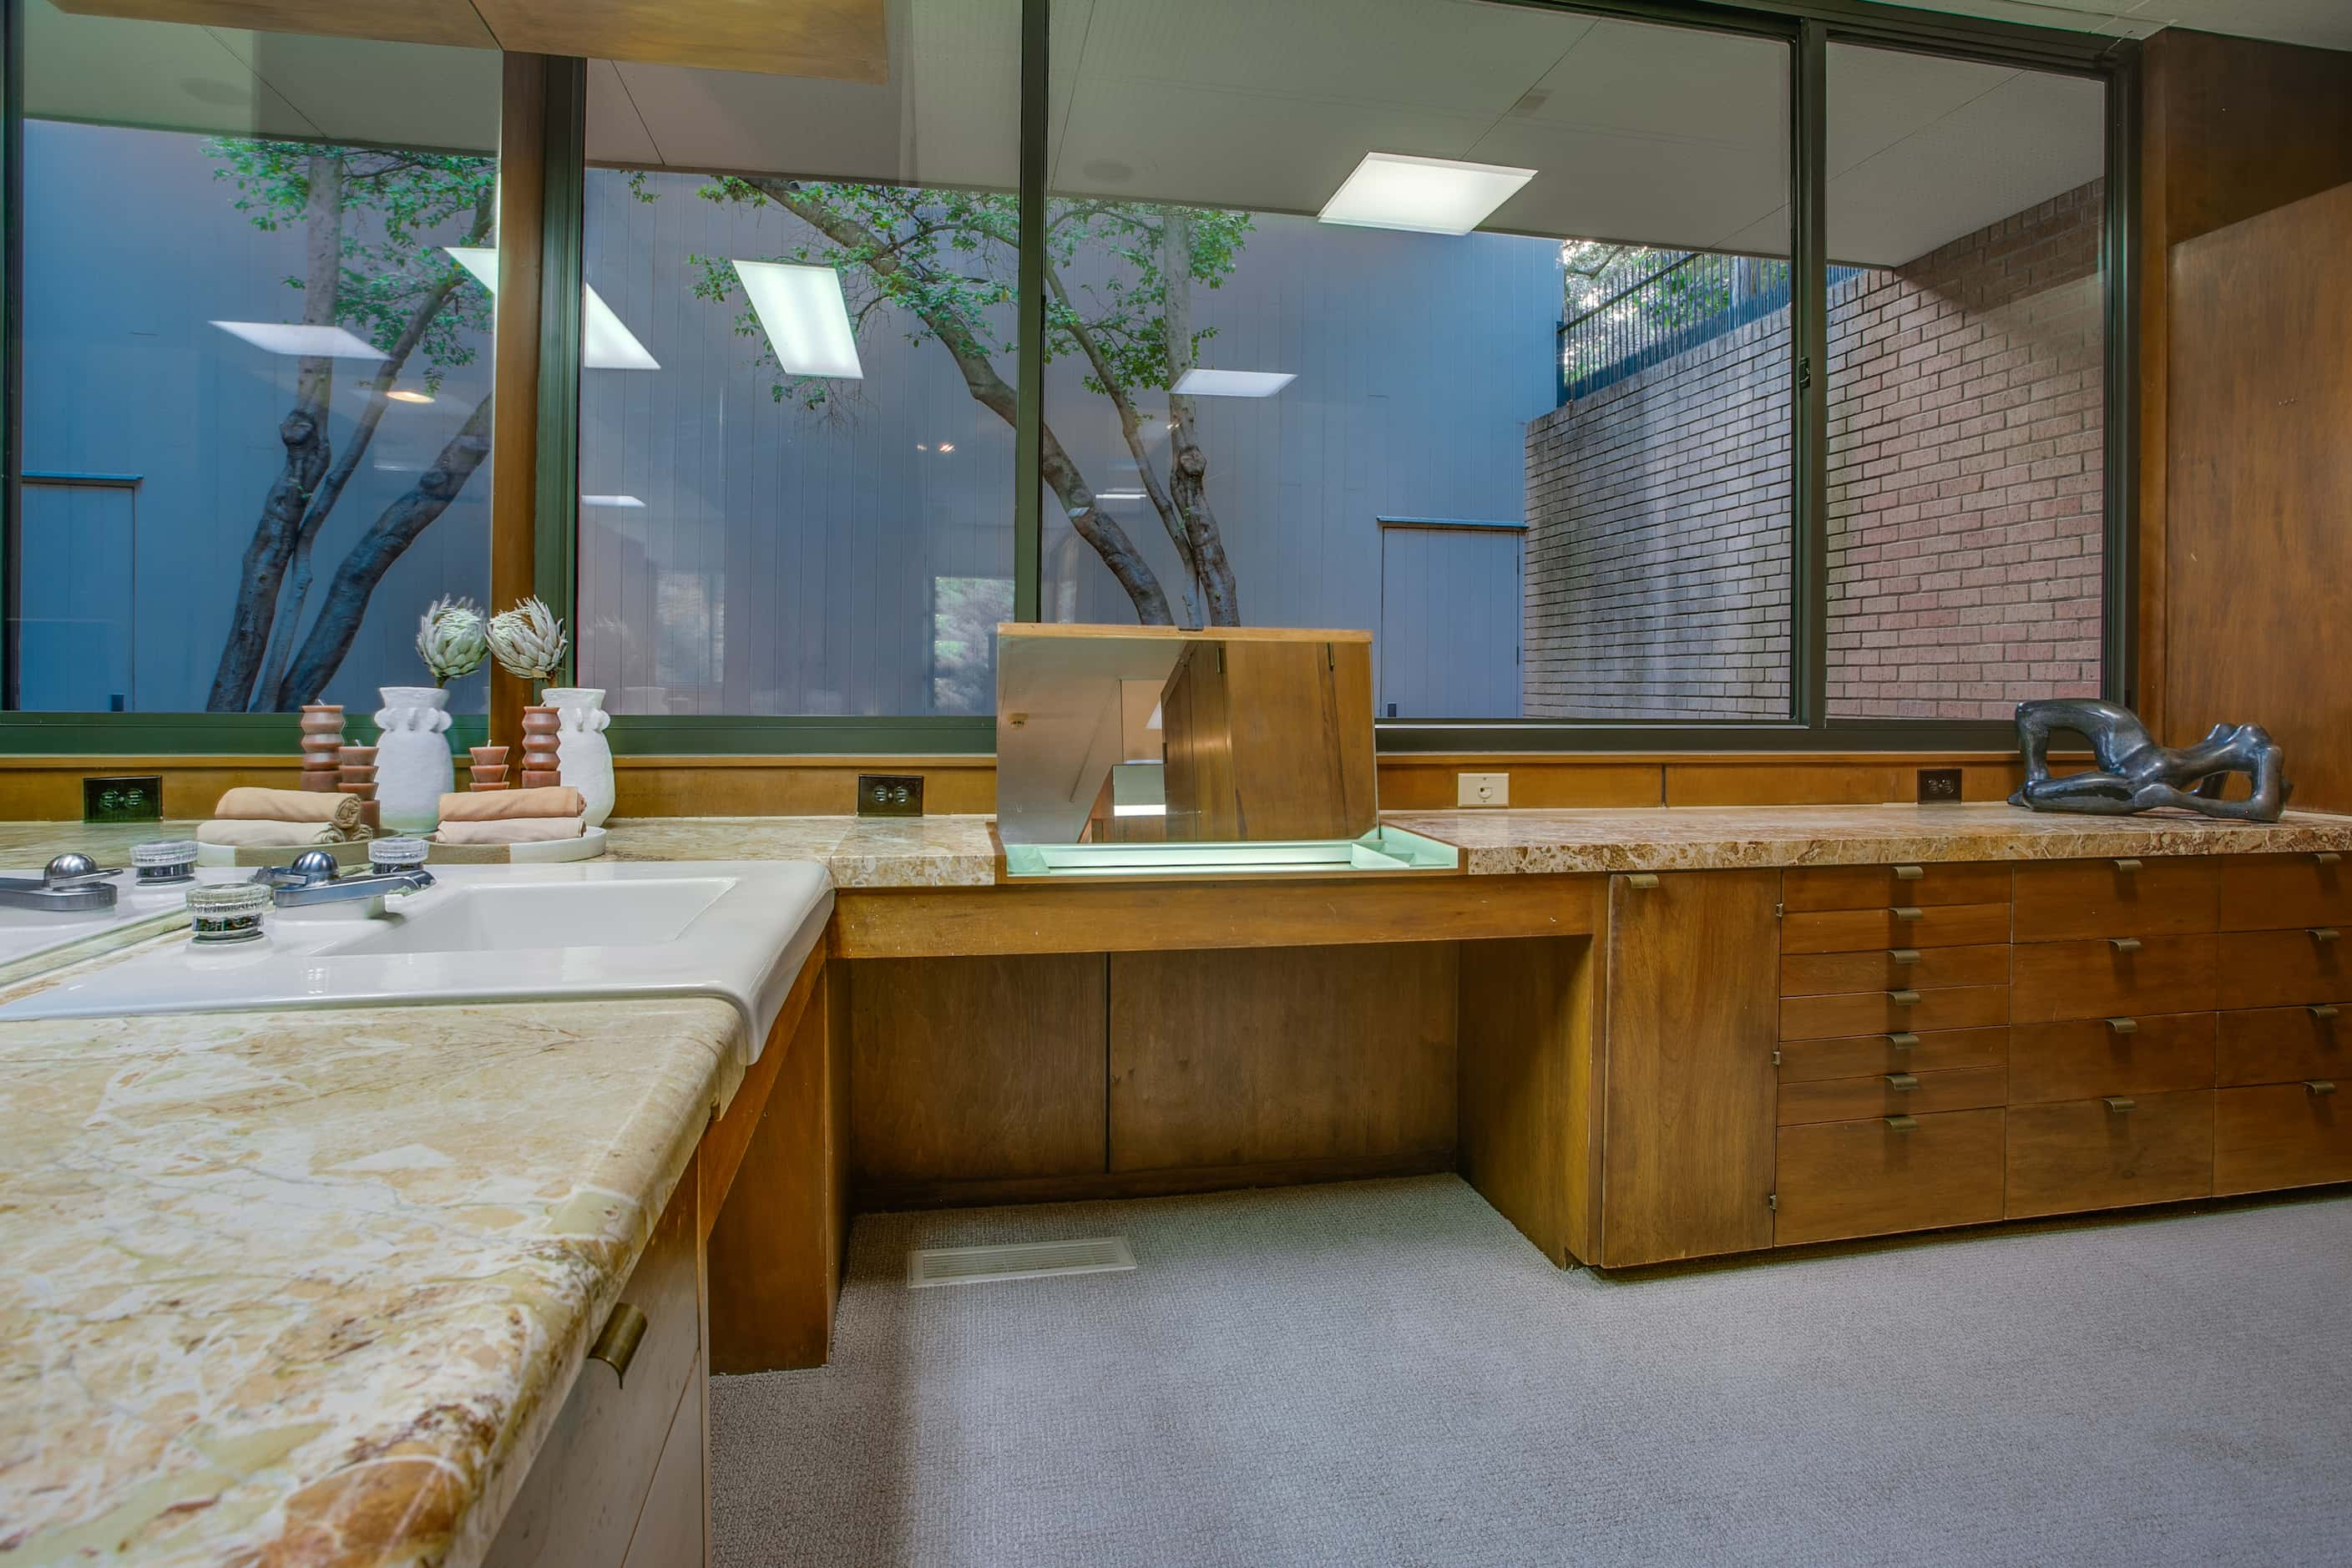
(1611, 850), (2352, 1267)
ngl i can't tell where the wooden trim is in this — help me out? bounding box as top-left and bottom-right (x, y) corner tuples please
(695, 942), (824, 1239)
(610, 753), (994, 771)
(490, 55), (549, 756)
(831, 875), (1604, 959)
(999, 621), (1371, 644)
(855, 1148), (1452, 1211)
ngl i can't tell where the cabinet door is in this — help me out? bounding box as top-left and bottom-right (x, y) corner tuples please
(1601, 870), (1779, 1266)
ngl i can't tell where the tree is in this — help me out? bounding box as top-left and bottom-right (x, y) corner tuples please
(687, 178), (1252, 627)
(200, 139), (497, 711)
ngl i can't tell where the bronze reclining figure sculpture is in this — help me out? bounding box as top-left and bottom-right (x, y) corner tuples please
(2010, 697), (2289, 822)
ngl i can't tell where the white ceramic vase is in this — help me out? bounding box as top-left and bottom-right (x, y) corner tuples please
(541, 686), (615, 828)
(374, 685), (455, 833)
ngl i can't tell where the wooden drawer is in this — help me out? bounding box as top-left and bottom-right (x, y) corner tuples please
(2215, 928), (2352, 1010)
(1773, 1107), (2006, 1247)
(1780, 943), (2009, 998)
(2214, 1081), (2352, 1194)
(1778, 1065), (2006, 1125)
(2006, 1090), (2213, 1218)
(2218, 1004), (2349, 1087)
(2011, 934), (2217, 1024)
(2219, 852), (2352, 933)
(1778, 1026), (2009, 1085)
(486, 1168), (703, 1568)
(1782, 902), (2011, 956)
(2007, 1013), (2216, 1105)
(1780, 984), (2008, 1042)
(1783, 862), (2011, 913)
(2011, 857), (2220, 942)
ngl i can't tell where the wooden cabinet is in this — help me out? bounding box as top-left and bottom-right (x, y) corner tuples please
(2218, 1005), (2348, 1086)
(2012, 857), (2221, 941)
(2006, 1091), (2213, 1217)
(2215, 928), (2352, 1010)
(2011, 934), (2218, 1023)
(2007, 1014), (2216, 1105)
(2215, 1082), (2352, 1193)
(2218, 852), (2352, 932)
(1597, 870), (1779, 1267)
(1774, 1109), (2006, 1246)
(1777, 1066), (2006, 1125)
(1779, 984), (2007, 1041)
(1779, 943), (2009, 997)
(1782, 901), (2011, 955)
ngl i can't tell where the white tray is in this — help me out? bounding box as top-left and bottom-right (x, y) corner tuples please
(423, 826), (609, 864)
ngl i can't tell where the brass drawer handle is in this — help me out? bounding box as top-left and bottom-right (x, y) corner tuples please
(2317, 852), (2342, 867)
(2310, 928), (2341, 943)
(589, 1302), (650, 1385)
(1884, 1115), (1919, 1131)
(2112, 857), (2142, 873)
(1886, 1031), (1920, 1049)
(1892, 906), (1925, 922)
(2107, 1016), (2139, 1035)
(2313, 1005), (2342, 1022)
(1893, 865), (1925, 881)
(1626, 873), (1660, 890)
(2309, 1080), (2338, 1096)
(1888, 989), (1922, 1007)
(1884, 1073), (1920, 1090)
(2108, 937), (2142, 954)
(1887, 948), (1921, 964)
(2103, 1096), (2136, 1113)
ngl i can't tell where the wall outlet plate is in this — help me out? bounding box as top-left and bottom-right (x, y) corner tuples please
(84, 774), (164, 824)
(857, 773), (924, 817)
(1457, 771), (1509, 807)
(1917, 767), (1963, 804)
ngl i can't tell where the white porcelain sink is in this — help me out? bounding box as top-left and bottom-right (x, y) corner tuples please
(0, 861), (832, 1060)
(0, 867), (250, 981)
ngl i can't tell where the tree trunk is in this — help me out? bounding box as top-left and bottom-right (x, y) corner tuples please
(276, 392), (493, 706)
(753, 178), (1174, 625)
(1160, 210), (1242, 626)
(206, 153), (345, 711)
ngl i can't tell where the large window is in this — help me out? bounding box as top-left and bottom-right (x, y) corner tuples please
(574, 3), (1021, 716)
(7, 3), (500, 714)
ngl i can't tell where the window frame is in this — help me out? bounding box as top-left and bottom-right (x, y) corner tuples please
(0, 0), (2138, 757)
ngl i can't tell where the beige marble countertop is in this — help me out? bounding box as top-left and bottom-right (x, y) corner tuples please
(0, 991), (747, 1567)
(1382, 802), (2352, 875)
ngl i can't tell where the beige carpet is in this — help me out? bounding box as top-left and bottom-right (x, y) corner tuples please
(711, 1175), (2352, 1566)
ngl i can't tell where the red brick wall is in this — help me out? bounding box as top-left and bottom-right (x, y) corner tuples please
(1523, 180), (2104, 721)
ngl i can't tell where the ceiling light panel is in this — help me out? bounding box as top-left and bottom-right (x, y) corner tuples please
(1171, 369), (1297, 397)
(1317, 152), (1536, 236)
(446, 245), (660, 371)
(211, 321), (386, 360)
(731, 260), (865, 380)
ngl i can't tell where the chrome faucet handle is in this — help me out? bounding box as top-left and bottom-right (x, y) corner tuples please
(43, 852), (118, 887)
(287, 849), (341, 885)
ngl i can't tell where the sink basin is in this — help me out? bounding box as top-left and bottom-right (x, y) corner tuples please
(0, 861), (832, 1060)
(0, 867), (251, 984)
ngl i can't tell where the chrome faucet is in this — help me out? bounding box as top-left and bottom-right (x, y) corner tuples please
(254, 849), (434, 913)
(0, 853), (120, 913)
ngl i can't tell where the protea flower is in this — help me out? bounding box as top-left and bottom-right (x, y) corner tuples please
(416, 596), (488, 686)
(488, 596), (569, 684)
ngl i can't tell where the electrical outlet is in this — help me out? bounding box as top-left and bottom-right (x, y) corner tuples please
(1457, 771), (1509, 808)
(857, 773), (924, 817)
(1917, 767), (1963, 805)
(83, 774), (162, 824)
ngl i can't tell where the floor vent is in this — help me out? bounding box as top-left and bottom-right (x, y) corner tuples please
(907, 1237), (1136, 1288)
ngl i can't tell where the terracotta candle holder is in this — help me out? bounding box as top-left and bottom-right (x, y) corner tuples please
(519, 707), (561, 790)
(469, 745), (510, 791)
(300, 704), (345, 791)
(336, 746), (378, 802)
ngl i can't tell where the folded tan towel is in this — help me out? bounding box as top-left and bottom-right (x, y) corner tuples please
(197, 819), (345, 847)
(215, 787), (362, 831)
(437, 786), (584, 823)
(434, 816), (588, 845)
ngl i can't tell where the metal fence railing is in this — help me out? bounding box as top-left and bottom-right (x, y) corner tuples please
(1556, 250), (1862, 406)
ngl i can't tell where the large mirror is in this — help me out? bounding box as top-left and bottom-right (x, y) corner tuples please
(995, 625), (1378, 848)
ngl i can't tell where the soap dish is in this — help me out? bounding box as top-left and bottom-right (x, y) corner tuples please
(422, 825), (609, 865)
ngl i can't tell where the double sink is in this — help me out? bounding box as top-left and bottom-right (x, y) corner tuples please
(0, 861), (833, 1060)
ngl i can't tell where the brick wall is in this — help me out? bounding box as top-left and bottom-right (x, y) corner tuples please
(1524, 180), (2104, 721)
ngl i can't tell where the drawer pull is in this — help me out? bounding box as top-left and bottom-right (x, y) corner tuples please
(2103, 1096), (2136, 1113)
(1892, 905), (1925, 922)
(1893, 865), (1925, 881)
(2309, 1080), (2338, 1096)
(1887, 989), (1922, 1007)
(1625, 873), (1660, 890)
(2310, 928), (2341, 943)
(1886, 1031), (1920, 1049)
(2317, 852), (2342, 867)
(1884, 1072), (1920, 1090)
(1887, 948), (1921, 965)
(588, 1302), (650, 1385)
(1884, 1115), (1919, 1131)
(2106, 1016), (2139, 1035)
(2112, 857), (2142, 873)
(2108, 937), (2142, 954)
(2313, 1005), (2342, 1023)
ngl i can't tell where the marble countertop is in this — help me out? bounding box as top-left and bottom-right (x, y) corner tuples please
(0, 992), (748, 1567)
(1381, 802), (2352, 875)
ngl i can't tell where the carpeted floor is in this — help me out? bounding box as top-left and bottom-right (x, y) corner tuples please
(711, 1176), (2352, 1567)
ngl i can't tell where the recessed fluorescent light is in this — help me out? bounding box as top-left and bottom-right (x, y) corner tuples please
(1096, 489), (1146, 501)
(1317, 151), (1535, 236)
(1172, 368), (1296, 397)
(212, 321), (385, 360)
(1112, 802), (1168, 817)
(581, 494), (645, 508)
(731, 260), (864, 380)
(385, 389), (434, 404)
(446, 246), (659, 371)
